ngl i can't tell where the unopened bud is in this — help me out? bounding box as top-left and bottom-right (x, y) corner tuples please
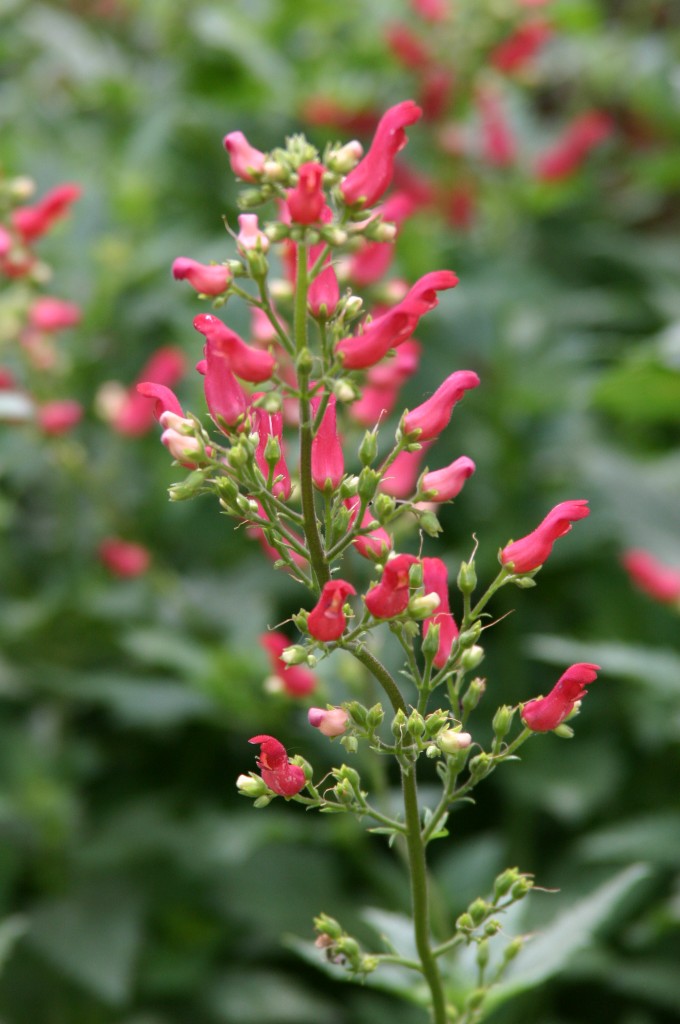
(262, 160), (286, 181)
(461, 644), (484, 670)
(476, 939), (490, 969)
(421, 621), (441, 658)
(462, 677), (486, 714)
(391, 708), (407, 737)
(494, 868), (520, 900)
(236, 773), (268, 798)
(468, 898), (488, 925)
(238, 188), (265, 209)
(264, 221), (290, 242)
(465, 989), (486, 1013)
(511, 876), (533, 900)
(373, 493), (395, 522)
(281, 645), (309, 665)
(228, 445), (249, 468)
(407, 710), (426, 737)
(407, 592), (441, 619)
(168, 469), (210, 501)
(457, 560), (477, 593)
(327, 139), (363, 173)
(359, 431), (379, 466)
(492, 705), (514, 741)
(314, 913), (343, 940)
(319, 225), (349, 246)
(358, 467), (379, 502)
(263, 434), (281, 465)
(334, 379), (358, 403)
(369, 221), (398, 243)
(366, 703), (384, 729)
(342, 295), (364, 319)
(296, 348), (314, 375)
(438, 729), (472, 754)
(458, 621), (482, 649)
(469, 752), (492, 778)
(418, 511), (442, 538)
(503, 937), (524, 962)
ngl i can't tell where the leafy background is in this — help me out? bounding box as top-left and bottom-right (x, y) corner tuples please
(1, 0), (679, 1021)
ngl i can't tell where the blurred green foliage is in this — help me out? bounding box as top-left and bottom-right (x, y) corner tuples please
(1, 0), (679, 1021)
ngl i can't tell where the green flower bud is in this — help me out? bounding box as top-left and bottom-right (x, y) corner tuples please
(462, 677), (486, 714)
(461, 644), (485, 670)
(264, 221), (290, 242)
(366, 703), (384, 729)
(458, 621), (482, 649)
(492, 705), (514, 741)
(245, 250), (268, 278)
(228, 445), (249, 468)
(341, 734), (359, 754)
(438, 729), (472, 754)
(407, 592), (441, 619)
(358, 467), (379, 502)
(236, 773), (268, 798)
(417, 511), (442, 538)
(281, 645), (309, 665)
(239, 188), (265, 209)
(168, 469), (210, 501)
(421, 621), (441, 658)
(314, 913), (342, 940)
(469, 752), (492, 778)
(373, 493), (395, 522)
(456, 912), (474, 933)
(503, 937), (525, 962)
(342, 295), (364, 319)
(510, 875), (533, 900)
(426, 744), (441, 758)
(391, 708), (407, 737)
(407, 710), (426, 738)
(476, 939), (490, 970)
(513, 576), (538, 588)
(215, 476), (239, 501)
(345, 701), (368, 728)
(493, 867), (520, 900)
(468, 898), (488, 926)
(465, 989), (486, 1012)
(457, 560), (477, 594)
(263, 434), (281, 465)
(484, 919), (501, 936)
(359, 431), (379, 466)
(319, 225), (349, 246)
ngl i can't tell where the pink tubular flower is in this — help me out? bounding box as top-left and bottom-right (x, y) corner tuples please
(311, 394), (344, 491)
(336, 308), (416, 371)
(172, 257), (231, 295)
(12, 183), (81, 242)
(348, 192), (416, 287)
(403, 370), (480, 441)
(385, 22), (431, 69)
(340, 100), (423, 208)
(380, 444), (431, 499)
(365, 553), (419, 619)
(477, 87), (516, 167)
(535, 111), (614, 181)
(112, 347), (186, 436)
(37, 399), (83, 435)
(223, 131), (266, 181)
(308, 264), (340, 318)
(236, 213), (270, 253)
(286, 162), (326, 224)
(344, 497), (393, 561)
(193, 314), (275, 384)
(99, 537), (151, 578)
(501, 500), (590, 573)
(136, 381), (184, 425)
(420, 455), (476, 501)
(621, 550), (680, 605)
(411, 0), (448, 20)
(521, 663), (600, 732)
(260, 632), (317, 697)
(350, 340), (421, 427)
(307, 580), (357, 642)
(490, 20), (552, 74)
(28, 297), (81, 332)
(422, 557), (459, 668)
(254, 406), (291, 498)
(308, 706), (349, 737)
(249, 735), (306, 797)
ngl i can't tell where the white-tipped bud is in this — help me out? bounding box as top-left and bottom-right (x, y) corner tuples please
(438, 729), (472, 754)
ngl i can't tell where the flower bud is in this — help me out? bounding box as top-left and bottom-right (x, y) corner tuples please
(462, 677), (486, 714)
(314, 913), (343, 940)
(438, 729), (472, 754)
(407, 592), (441, 619)
(493, 867), (520, 901)
(358, 467), (380, 502)
(469, 752), (492, 778)
(476, 940), (490, 969)
(366, 703), (384, 729)
(407, 710), (426, 738)
(264, 221), (290, 242)
(327, 140), (363, 173)
(421, 621), (440, 658)
(359, 431), (379, 466)
(373, 493), (395, 522)
(461, 644), (485, 671)
(458, 621), (482, 649)
(468, 898), (488, 925)
(492, 704), (514, 741)
(263, 434), (282, 466)
(168, 469), (211, 501)
(391, 707), (407, 737)
(457, 560), (477, 594)
(281, 645), (309, 665)
(236, 773), (269, 798)
(503, 937), (525, 962)
(319, 225), (349, 246)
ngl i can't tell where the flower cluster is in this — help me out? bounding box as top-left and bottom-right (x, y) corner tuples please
(146, 103), (601, 1018)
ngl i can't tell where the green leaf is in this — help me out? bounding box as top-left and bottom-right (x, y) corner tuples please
(576, 812), (680, 868)
(0, 916), (28, 976)
(205, 968), (340, 1024)
(27, 883), (144, 1005)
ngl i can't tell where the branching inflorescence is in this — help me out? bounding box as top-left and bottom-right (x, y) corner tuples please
(141, 101), (600, 1024)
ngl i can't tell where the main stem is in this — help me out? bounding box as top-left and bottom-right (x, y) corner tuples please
(349, 646), (448, 1024)
(295, 241), (330, 590)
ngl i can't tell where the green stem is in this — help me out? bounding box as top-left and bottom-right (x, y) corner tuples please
(295, 241), (330, 591)
(348, 644), (448, 1024)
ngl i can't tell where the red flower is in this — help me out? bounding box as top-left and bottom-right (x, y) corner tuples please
(420, 455), (476, 501)
(344, 497), (393, 561)
(385, 22), (431, 69)
(308, 264), (340, 318)
(37, 400), (83, 435)
(12, 183), (81, 242)
(113, 347), (186, 436)
(136, 381), (184, 422)
(307, 580), (356, 642)
(223, 131), (266, 181)
(535, 111), (614, 181)
(421, 557), (459, 668)
(621, 550), (680, 605)
(477, 87), (516, 167)
(249, 735), (306, 796)
(490, 20), (552, 74)
(260, 632), (317, 696)
(172, 257), (231, 295)
(500, 500), (590, 573)
(311, 394), (344, 492)
(521, 663), (600, 732)
(99, 538), (151, 578)
(380, 444), (431, 499)
(403, 370), (480, 441)
(349, 340), (421, 427)
(340, 100), (422, 208)
(193, 314), (275, 384)
(28, 297), (81, 332)
(286, 161), (326, 224)
(365, 553), (419, 619)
